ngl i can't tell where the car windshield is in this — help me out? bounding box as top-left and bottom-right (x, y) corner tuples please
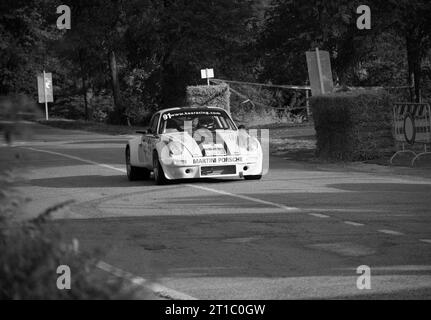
(159, 109), (236, 133)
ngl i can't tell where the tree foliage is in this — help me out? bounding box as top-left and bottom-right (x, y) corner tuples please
(1, 0), (431, 123)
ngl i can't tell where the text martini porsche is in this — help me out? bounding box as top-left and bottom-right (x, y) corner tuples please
(125, 107), (264, 184)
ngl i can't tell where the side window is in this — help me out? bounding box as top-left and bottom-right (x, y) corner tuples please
(149, 114), (160, 134)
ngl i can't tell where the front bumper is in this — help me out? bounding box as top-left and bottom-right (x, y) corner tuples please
(161, 156), (262, 180)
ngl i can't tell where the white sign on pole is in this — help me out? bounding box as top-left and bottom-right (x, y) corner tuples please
(200, 68), (214, 85)
(201, 68), (214, 79)
(37, 71), (53, 120)
(305, 49), (334, 96)
(37, 72), (54, 103)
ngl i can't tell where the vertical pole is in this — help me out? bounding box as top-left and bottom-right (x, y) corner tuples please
(206, 69), (209, 86)
(305, 89), (310, 117)
(43, 70), (48, 120)
(316, 48), (325, 94)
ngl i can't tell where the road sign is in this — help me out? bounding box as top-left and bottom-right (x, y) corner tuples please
(306, 48), (334, 96)
(201, 68), (214, 85)
(37, 72), (53, 103)
(393, 103), (430, 144)
(390, 102), (431, 166)
(37, 71), (53, 120)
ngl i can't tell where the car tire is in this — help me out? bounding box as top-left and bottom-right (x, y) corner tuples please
(244, 175), (262, 180)
(153, 151), (168, 185)
(126, 146), (150, 181)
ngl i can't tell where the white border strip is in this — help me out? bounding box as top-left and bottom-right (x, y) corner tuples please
(308, 213), (330, 218)
(97, 261), (197, 300)
(344, 221), (365, 227)
(187, 184), (301, 212)
(378, 229), (404, 236)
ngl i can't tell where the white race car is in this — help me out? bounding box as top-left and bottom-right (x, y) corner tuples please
(125, 106), (263, 184)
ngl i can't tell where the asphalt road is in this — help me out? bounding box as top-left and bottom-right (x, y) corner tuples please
(2, 122), (431, 299)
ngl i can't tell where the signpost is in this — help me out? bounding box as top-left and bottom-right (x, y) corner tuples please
(37, 71), (53, 120)
(201, 68), (214, 86)
(306, 48), (334, 96)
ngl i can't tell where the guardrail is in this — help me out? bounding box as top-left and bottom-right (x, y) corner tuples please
(210, 78), (312, 121)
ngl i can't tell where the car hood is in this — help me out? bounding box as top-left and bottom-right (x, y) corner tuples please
(162, 130), (242, 157)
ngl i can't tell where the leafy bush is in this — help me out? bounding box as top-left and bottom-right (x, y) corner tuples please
(0, 95), (41, 143)
(51, 93), (115, 122)
(230, 98), (278, 127)
(186, 83), (230, 111)
(0, 219), (139, 299)
(0, 115), (148, 299)
(228, 84), (295, 127)
(310, 89), (395, 161)
(0, 171), (149, 300)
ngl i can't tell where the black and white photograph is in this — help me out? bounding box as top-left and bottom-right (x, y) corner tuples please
(1, 0), (431, 308)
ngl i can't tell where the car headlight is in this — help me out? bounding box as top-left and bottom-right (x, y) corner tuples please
(248, 138), (259, 152)
(238, 135), (259, 153)
(168, 141), (185, 156)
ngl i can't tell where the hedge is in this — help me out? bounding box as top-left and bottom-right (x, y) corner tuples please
(186, 83), (230, 112)
(310, 89), (395, 161)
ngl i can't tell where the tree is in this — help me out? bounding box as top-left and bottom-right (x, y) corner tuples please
(127, 0), (257, 108)
(0, 0), (57, 95)
(58, 0), (130, 123)
(258, 0), (371, 85)
(374, 0), (431, 102)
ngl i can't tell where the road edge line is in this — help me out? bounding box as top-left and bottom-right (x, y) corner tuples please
(23, 146), (197, 300)
(96, 261), (197, 300)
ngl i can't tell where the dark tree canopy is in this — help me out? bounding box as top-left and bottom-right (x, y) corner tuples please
(1, 0), (430, 123)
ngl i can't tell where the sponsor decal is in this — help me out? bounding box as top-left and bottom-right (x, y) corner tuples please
(192, 156), (243, 165)
(162, 110), (222, 120)
(202, 143), (226, 156)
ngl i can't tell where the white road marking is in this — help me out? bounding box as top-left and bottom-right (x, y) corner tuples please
(344, 221), (365, 227)
(24, 147), (127, 173)
(308, 213), (330, 218)
(187, 184), (301, 212)
(22, 147), (197, 300)
(24, 147), (427, 254)
(96, 261), (197, 300)
(378, 229), (404, 236)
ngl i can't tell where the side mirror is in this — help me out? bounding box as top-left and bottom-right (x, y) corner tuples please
(238, 125), (246, 130)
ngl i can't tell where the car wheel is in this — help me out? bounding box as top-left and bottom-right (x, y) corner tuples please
(153, 151), (168, 185)
(244, 175), (262, 180)
(126, 147), (150, 181)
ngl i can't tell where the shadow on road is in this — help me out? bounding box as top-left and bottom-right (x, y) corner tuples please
(28, 175), (144, 188)
(27, 175), (245, 188)
(329, 183), (431, 193)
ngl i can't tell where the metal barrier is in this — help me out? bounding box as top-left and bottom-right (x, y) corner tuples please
(390, 102), (431, 166)
(210, 78), (312, 121)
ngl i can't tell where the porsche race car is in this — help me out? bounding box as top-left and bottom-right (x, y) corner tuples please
(125, 106), (263, 184)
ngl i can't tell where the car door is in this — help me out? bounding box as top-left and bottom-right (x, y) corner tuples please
(142, 113), (160, 166)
